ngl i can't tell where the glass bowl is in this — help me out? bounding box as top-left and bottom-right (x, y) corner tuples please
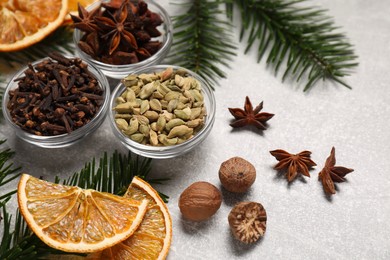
(2, 56), (110, 148)
(109, 65), (216, 159)
(73, 0), (173, 79)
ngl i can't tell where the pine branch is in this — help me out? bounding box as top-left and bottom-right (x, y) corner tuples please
(229, 0), (358, 91)
(168, 0), (237, 89)
(0, 140), (21, 204)
(55, 150), (168, 199)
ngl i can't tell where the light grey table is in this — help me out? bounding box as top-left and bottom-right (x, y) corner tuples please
(1, 0), (389, 259)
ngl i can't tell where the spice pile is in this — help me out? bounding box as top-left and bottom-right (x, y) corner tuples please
(114, 67), (206, 146)
(6, 52), (104, 136)
(71, 0), (164, 65)
(178, 156), (267, 244)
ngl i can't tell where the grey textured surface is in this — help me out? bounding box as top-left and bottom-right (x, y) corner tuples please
(1, 0), (390, 259)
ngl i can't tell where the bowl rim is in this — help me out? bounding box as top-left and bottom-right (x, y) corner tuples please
(1, 56), (110, 142)
(108, 64), (216, 156)
(73, 0), (173, 70)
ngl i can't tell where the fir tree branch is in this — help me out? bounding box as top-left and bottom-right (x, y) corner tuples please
(229, 0), (358, 91)
(0, 140), (21, 204)
(168, 0), (237, 89)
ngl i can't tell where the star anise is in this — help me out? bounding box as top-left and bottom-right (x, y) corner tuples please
(318, 147), (354, 195)
(270, 149), (317, 182)
(95, 0), (138, 55)
(70, 3), (100, 33)
(228, 96), (274, 130)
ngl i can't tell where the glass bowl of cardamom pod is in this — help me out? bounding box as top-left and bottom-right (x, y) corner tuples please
(1, 54), (110, 148)
(108, 65), (216, 159)
(73, 0), (173, 80)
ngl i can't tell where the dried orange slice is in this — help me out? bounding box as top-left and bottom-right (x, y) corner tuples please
(0, 0), (68, 52)
(64, 0), (99, 24)
(17, 174), (148, 253)
(88, 176), (172, 260)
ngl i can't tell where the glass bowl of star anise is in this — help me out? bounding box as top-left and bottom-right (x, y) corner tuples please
(72, 0), (173, 79)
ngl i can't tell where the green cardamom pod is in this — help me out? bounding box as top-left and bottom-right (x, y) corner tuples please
(156, 116), (166, 133)
(167, 125), (193, 138)
(115, 118), (128, 131)
(140, 100), (150, 114)
(149, 99), (162, 112)
(126, 88), (136, 102)
(139, 124), (150, 137)
(174, 107), (191, 120)
(143, 111), (159, 122)
(130, 133), (144, 143)
(114, 102), (132, 113)
(124, 118), (139, 135)
(149, 129), (159, 146)
(165, 118), (185, 131)
(139, 82), (157, 99)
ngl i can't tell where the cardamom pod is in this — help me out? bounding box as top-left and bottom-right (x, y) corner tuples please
(158, 134), (178, 146)
(149, 129), (159, 146)
(130, 133), (144, 143)
(167, 125), (193, 138)
(140, 100), (150, 114)
(143, 111), (159, 122)
(190, 107), (202, 120)
(124, 117), (139, 135)
(165, 118), (185, 131)
(167, 99), (178, 112)
(149, 99), (162, 112)
(122, 75), (138, 87)
(115, 118), (128, 131)
(114, 102), (132, 113)
(164, 91), (181, 101)
(189, 89), (203, 102)
(156, 116), (166, 133)
(133, 115), (149, 125)
(174, 107), (191, 120)
(126, 88), (136, 102)
(116, 96), (126, 104)
(161, 67), (173, 81)
(139, 82), (157, 99)
(150, 122), (157, 132)
(186, 118), (203, 128)
(175, 74), (184, 87)
(139, 124), (150, 137)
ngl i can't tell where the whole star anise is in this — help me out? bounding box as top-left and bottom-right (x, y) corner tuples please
(228, 96), (274, 130)
(70, 4), (100, 33)
(95, 1), (138, 55)
(270, 149), (317, 182)
(318, 147), (354, 195)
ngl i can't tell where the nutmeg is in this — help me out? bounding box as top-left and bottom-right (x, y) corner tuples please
(228, 201), (267, 243)
(219, 157), (256, 193)
(178, 181), (222, 221)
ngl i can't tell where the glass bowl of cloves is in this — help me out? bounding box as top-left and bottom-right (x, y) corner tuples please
(72, 0), (173, 80)
(1, 53), (110, 148)
(108, 65), (216, 159)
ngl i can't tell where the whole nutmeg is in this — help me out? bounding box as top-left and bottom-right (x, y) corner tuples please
(228, 201), (267, 244)
(178, 181), (222, 221)
(219, 157), (256, 193)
